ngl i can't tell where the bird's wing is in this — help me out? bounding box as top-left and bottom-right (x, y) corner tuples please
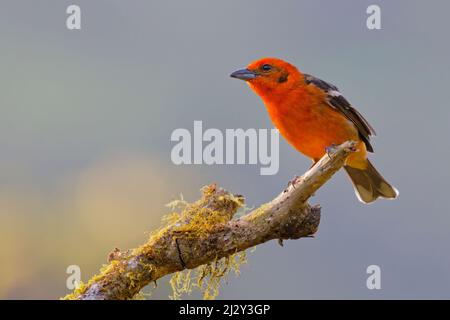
(304, 73), (376, 153)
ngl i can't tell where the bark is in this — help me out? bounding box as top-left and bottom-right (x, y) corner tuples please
(64, 141), (357, 300)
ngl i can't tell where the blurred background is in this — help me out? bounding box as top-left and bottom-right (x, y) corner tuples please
(0, 0), (449, 299)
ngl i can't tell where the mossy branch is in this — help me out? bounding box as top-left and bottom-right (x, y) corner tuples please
(64, 141), (357, 300)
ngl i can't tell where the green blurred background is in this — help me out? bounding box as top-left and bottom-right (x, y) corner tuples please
(1, 0), (449, 299)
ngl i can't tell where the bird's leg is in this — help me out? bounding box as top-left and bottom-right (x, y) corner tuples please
(285, 160), (318, 193)
(285, 175), (301, 192)
(325, 143), (339, 159)
(309, 160), (318, 169)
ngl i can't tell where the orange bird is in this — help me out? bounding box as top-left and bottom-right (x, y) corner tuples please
(231, 57), (398, 203)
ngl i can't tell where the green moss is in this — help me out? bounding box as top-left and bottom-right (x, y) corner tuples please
(172, 185), (244, 238)
(170, 251), (248, 300)
(164, 186), (248, 299)
(62, 260), (122, 300)
(131, 292), (146, 300)
(63, 184), (247, 300)
(61, 281), (88, 300)
(244, 203), (270, 223)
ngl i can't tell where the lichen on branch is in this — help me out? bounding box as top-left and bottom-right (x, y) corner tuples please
(63, 141), (357, 300)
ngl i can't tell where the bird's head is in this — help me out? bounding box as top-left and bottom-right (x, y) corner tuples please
(230, 58), (303, 95)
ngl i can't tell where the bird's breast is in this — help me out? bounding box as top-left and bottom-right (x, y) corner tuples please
(264, 94), (359, 161)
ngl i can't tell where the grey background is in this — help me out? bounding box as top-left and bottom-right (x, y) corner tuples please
(0, 0), (449, 299)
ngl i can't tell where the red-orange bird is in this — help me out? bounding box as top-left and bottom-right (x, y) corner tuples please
(231, 57), (398, 203)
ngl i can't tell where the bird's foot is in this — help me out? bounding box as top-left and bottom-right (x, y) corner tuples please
(325, 143), (339, 159)
(284, 175), (300, 192)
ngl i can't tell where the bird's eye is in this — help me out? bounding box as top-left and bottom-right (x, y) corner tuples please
(261, 64), (272, 71)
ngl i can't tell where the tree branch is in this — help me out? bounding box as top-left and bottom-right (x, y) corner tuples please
(64, 141), (357, 300)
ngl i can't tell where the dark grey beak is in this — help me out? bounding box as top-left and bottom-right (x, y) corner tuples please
(230, 68), (257, 81)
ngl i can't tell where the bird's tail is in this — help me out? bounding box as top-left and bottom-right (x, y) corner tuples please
(344, 160), (398, 204)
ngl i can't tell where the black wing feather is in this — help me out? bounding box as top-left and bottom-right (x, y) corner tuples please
(304, 74), (376, 153)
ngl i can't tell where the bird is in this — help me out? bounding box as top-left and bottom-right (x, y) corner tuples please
(230, 57), (398, 204)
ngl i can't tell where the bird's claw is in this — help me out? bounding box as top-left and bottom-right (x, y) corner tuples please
(325, 144), (339, 159)
(284, 175), (300, 192)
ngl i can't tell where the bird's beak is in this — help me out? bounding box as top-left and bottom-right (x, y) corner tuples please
(230, 68), (257, 81)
